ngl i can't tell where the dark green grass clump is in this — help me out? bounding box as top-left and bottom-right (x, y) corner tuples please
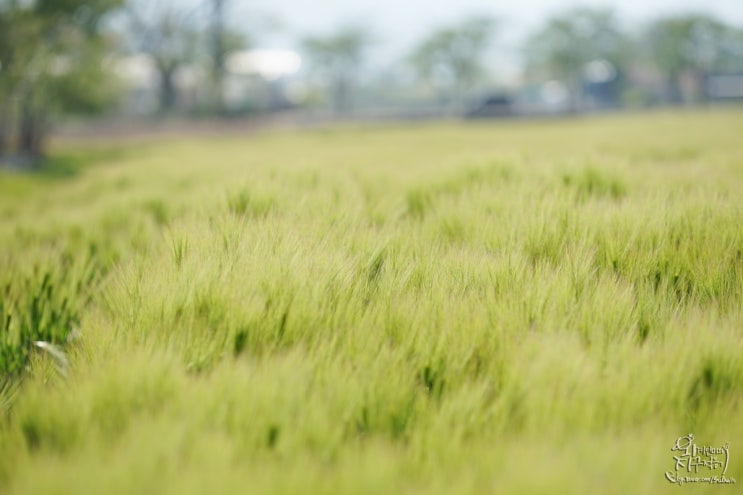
(0, 253), (98, 377)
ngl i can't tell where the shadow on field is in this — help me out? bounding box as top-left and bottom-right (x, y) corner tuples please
(38, 145), (136, 179)
(1, 144), (141, 181)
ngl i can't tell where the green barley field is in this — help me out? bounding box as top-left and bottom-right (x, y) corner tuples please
(1, 109), (742, 494)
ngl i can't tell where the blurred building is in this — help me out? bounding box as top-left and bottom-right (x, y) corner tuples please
(224, 49), (303, 113)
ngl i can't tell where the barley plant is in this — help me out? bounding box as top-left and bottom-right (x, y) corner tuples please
(0, 109), (742, 494)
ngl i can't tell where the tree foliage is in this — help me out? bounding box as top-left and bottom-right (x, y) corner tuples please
(302, 26), (371, 115)
(121, 0), (250, 114)
(646, 14), (743, 101)
(525, 7), (628, 107)
(122, 0), (203, 113)
(409, 16), (497, 104)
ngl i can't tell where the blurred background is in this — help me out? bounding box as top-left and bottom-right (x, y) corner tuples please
(1, 0), (742, 163)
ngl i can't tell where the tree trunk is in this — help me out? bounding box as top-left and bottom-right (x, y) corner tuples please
(332, 78), (350, 116)
(212, 0), (226, 115)
(159, 67), (177, 113)
(567, 76), (583, 114)
(18, 102), (45, 164)
(0, 107), (8, 158)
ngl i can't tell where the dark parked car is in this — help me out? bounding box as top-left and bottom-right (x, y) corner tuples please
(465, 94), (514, 119)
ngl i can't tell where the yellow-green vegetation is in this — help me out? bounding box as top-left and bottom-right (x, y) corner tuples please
(1, 109), (743, 494)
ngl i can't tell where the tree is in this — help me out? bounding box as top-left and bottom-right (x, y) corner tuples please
(0, 0), (122, 163)
(409, 16), (497, 108)
(123, 0), (202, 113)
(646, 14), (739, 103)
(122, 0), (250, 115)
(302, 26), (370, 115)
(208, 0), (230, 113)
(525, 7), (629, 110)
(208, 5), (250, 115)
